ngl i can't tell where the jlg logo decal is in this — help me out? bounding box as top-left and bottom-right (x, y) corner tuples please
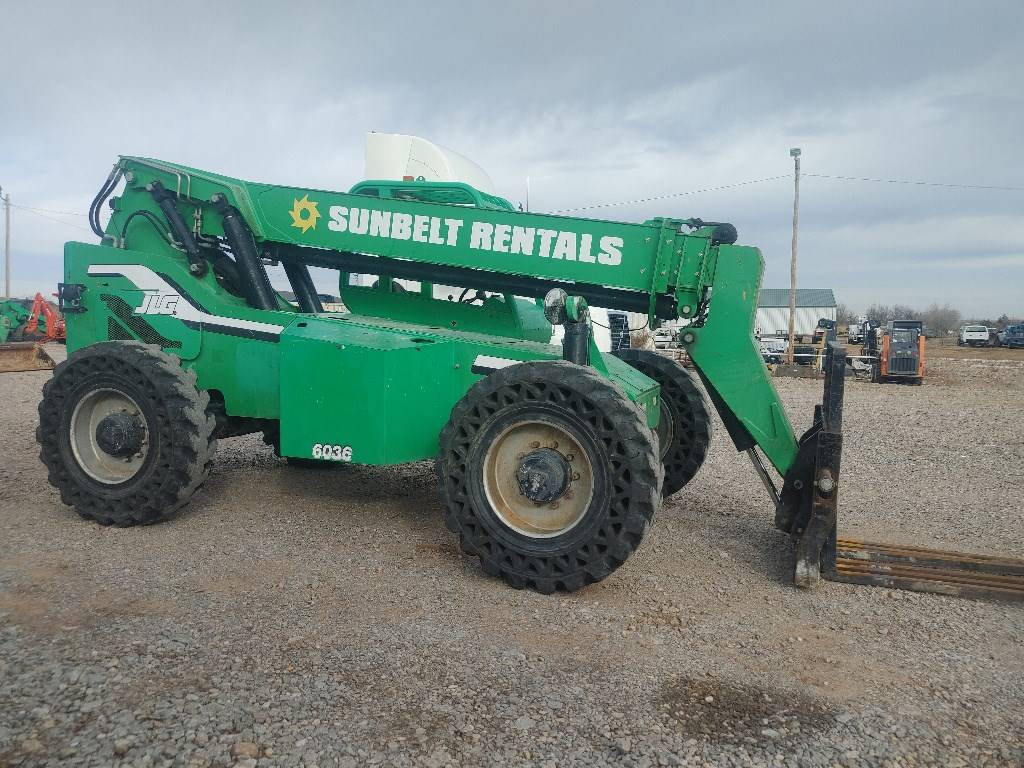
(136, 290), (180, 316)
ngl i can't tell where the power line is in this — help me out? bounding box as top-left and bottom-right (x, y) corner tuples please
(7, 169), (1022, 225)
(9, 202), (88, 216)
(550, 176), (789, 214)
(17, 206), (93, 233)
(803, 173), (1024, 192)
(552, 178), (782, 217)
(547, 170), (1024, 215)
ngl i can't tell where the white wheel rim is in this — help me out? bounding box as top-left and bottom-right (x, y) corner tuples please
(482, 420), (595, 539)
(69, 388), (149, 484)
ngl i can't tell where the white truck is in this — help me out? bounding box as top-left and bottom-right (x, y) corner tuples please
(958, 325), (990, 347)
(847, 315), (868, 344)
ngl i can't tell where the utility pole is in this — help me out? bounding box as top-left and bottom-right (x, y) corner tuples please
(786, 148), (801, 364)
(2, 188), (10, 299)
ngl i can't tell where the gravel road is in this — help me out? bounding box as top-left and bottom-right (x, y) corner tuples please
(1, 348), (1022, 767)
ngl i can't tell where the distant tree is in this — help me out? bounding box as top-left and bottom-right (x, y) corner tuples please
(922, 302), (961, 336)
(835, 302), (855, 327)
(865, 304), (892, 326)
(892, 304), (917, 321)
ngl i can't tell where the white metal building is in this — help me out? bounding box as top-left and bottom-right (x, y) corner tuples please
(756, 289), (836, 337)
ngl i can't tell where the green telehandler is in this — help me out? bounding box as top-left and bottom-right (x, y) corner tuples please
(38, 156), (1022, 599)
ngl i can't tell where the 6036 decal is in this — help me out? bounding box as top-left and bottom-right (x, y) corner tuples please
(312, 443), (353, 462)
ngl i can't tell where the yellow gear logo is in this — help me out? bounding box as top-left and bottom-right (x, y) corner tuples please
(288, 194), (320, 234)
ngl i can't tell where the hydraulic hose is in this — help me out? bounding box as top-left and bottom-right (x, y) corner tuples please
(212, 194), (277, 311)
(147, 181), (208, 277)
(89, 165), (124, 238)
(283, 261), (324, 313)
(118, 210), (171, 246)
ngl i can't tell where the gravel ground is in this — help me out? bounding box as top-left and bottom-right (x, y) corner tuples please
(1, 347), (1022, 768)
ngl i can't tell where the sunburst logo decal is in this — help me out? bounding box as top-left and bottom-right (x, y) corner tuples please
(288, 194), (321, 234)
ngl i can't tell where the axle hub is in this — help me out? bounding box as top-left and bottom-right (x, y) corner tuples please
(516, 448), (571, 503)
(95, 412), (145, 458)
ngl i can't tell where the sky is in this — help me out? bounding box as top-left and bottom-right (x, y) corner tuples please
(1, 1), (1022, 318)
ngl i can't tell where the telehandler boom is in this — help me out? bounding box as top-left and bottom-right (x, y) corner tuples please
(39, 156), (1022, 599)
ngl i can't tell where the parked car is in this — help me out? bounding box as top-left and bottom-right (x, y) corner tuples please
(847, 322), (863, 344)
(1001, 324), (1024, 349)
(958, 325), (990, 347)
(759, 337), (788, 364)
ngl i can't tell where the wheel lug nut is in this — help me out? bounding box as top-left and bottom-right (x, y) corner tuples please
(549, 502), (560, 509)
(531, 441), (540, 448)
(551, 441), (559, 449)
(566, 454), (574, 461)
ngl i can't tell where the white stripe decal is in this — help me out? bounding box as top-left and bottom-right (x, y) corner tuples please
(472, 354), (520, 371)
(88, 264), (286, 335)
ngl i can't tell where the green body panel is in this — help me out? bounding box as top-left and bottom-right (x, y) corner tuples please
(684, 245), (798, 473)
(65, 242), (288, 416)
(338, 282), (551, 344)
(277, 314), (656, 464)
(65, 155), (804, 476)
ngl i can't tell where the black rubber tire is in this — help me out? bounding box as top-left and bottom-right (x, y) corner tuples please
(612, 349), (713, 497)
(37, 341), (216, 526)
(436, 360), (662, 594)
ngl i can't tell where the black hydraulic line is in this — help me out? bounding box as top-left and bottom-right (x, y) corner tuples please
(283, 261), (324, 313)
(272, 244), (678, 319)
(119, 210), (171, 244)
(89, 166), (124, 238)
(211, 194), (277, 311)
(562, 318), (590, 365)
(147, 181), (208, 277)
(206, 250), (245, 299)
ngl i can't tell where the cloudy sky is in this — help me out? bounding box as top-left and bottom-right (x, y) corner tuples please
(2, 1), (1022, 317)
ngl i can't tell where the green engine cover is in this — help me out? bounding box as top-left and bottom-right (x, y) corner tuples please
(278, 314), (657, 464)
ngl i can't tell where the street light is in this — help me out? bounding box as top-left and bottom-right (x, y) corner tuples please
(787, 148), (801, 364)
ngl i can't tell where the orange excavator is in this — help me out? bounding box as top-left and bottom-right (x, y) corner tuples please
(0, 292), (63, 372)
(23, 292), (66, 342)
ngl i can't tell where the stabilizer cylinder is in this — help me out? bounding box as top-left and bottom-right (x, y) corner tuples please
(212, 194), (278, 311)
(147, 181), (208, 277)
